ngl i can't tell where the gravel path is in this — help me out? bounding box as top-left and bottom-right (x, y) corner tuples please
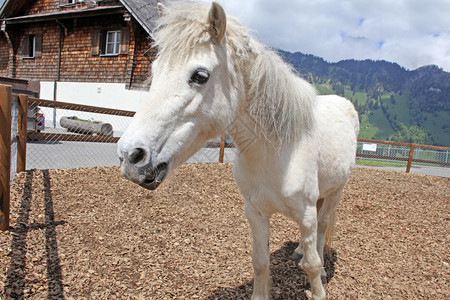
(1, 164), (449, 299)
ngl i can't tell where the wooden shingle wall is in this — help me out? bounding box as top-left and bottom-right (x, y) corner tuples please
(24, 0), (61, 15)
(24, 0), (123, 16)
(13, 22), (60, 80)
(129, 25), (155, 89)
(0, 33), (10, 76)
(1, 0), (154, 88)
(7, 16), (153, 86)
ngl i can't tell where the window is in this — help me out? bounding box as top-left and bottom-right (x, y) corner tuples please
(105, 30), (121, 55)
(91, 28), (130, 56)
(61, 1), (103, 7)
(19, 34), (42, 58)
(27, 36), (35, 57)
(60, 0), (77, 6)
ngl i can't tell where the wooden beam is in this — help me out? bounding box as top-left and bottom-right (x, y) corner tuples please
(219, 133), (226, 163)
(27, 97), (135, 117)
(406, 144), (415, 173)
(27, 132), (120, 144)
(0, 85), (12, 231)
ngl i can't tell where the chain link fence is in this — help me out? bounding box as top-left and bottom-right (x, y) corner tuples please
(25, 97), (132, 170)
(357, 142), (450, 167)
(10, 95), (237, 176)
(6, 91), (450, 179)
(356, 140), (449, 176)
(10, 95), (19, 182)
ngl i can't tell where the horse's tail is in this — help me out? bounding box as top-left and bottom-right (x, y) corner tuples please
(324, 208), (336, 253)
(316, 197), (337, 254)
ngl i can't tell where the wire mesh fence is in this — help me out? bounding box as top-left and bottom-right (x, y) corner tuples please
(10, 95), (19, 181)
(3, 85), (450, 231)
(25, 97), (132, 170)
(6, 90), (450, 179)
(356, 139), (449, 176)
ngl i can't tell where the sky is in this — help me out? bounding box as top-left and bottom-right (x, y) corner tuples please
(1, 0), (449, 72)
(209, 0), (450, 72)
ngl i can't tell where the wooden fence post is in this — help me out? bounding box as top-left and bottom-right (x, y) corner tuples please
(0, 85), (12, 231)
(17, 94), (28, 173)
(406, 144), (415, 173)
(219, 133), (226, 163)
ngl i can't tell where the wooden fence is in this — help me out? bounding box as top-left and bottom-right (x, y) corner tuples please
(357, 138), (450, 172)
(1, 85), (12, 230)
(1, 84), (449, 230)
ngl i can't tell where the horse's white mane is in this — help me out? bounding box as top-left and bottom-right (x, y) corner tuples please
(152, 1), (317, 144)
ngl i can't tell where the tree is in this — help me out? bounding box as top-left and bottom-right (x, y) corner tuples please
(390, 124), (434, 145)
(390, 95), (396, 105)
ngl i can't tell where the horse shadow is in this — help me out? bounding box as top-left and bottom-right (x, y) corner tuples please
(4, 169), (66, 299)
(206, 241), (337, 300)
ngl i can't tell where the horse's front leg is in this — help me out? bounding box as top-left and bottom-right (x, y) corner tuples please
(245, 200), (271, 300)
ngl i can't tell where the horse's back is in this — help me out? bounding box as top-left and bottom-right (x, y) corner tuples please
(314, 95), (359, 195)
(316, 95), (359, 135)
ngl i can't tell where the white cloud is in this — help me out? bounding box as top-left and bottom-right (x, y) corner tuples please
(209, 0), (450, 71)
(2, 0), (448, 71)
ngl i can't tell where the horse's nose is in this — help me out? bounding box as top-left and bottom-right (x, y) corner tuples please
(127, 148), (146, 164)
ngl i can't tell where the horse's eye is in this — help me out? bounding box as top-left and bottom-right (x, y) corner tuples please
(189, 68), (210, 85)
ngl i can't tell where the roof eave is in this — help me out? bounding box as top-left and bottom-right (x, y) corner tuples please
(118, 1), (152, 35)
(3, 6), (125, 25)
(0, 0), (27, 19)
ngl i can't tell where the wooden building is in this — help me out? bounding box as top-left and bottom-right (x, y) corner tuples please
(0, 0), (160, 104)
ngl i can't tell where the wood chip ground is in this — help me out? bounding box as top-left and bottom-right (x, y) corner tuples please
(1, 163), (449, 299)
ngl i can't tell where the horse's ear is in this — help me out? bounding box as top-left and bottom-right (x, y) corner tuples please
(157, 2), (166, 17)
(208, 2), (227, 44)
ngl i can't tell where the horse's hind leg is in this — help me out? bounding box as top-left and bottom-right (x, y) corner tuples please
(316, 188), (343, 282)
(292, 198), (324, 260)
(245, 200), (271, 300)
(293, 202), (326, 300)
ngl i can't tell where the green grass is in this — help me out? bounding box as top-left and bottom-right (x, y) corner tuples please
(422, 111), (450, 147)
(315, 84), (334, 95)
(354, 92), (368, 105)
(313, 84), (448, 147)
(381, 90), (412, 126)
(344, 88), (353, 100)
(74, 117), (100, 124)
(343, 89), (368, 106)
(358, 109), (395, 140)
(359, 113), (378, 138)
(355, 159), (407, 168)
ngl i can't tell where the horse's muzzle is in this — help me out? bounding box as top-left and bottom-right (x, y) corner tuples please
(119, 148), (169, 190)
(137, 162), (169, 190)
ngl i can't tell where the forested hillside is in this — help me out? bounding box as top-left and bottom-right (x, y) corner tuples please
(278, 50), (450, 146)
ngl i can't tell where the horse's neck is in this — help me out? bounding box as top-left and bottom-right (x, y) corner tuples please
(227, 107), (278, 162)
(234, 42), (316, 147)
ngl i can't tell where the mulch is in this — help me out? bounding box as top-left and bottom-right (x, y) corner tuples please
(1, 163), (449, 299)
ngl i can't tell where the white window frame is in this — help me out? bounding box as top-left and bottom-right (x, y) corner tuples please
(60, 0), (90, 7)
(104, 30), (121, 56)
(60, 0), (76, 6)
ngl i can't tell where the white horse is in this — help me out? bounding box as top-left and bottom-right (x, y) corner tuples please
(118, 2), (359, 299)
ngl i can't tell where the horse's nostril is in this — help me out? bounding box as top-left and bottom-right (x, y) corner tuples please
(128, 148), (146, 164)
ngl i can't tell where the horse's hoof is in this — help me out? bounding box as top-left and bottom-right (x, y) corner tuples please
(307, 290), (327, 300)
(291, 250), (303, 260)
(320, 269), (327, 284)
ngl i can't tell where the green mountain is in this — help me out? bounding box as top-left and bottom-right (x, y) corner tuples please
(278, 50), (450, 147)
